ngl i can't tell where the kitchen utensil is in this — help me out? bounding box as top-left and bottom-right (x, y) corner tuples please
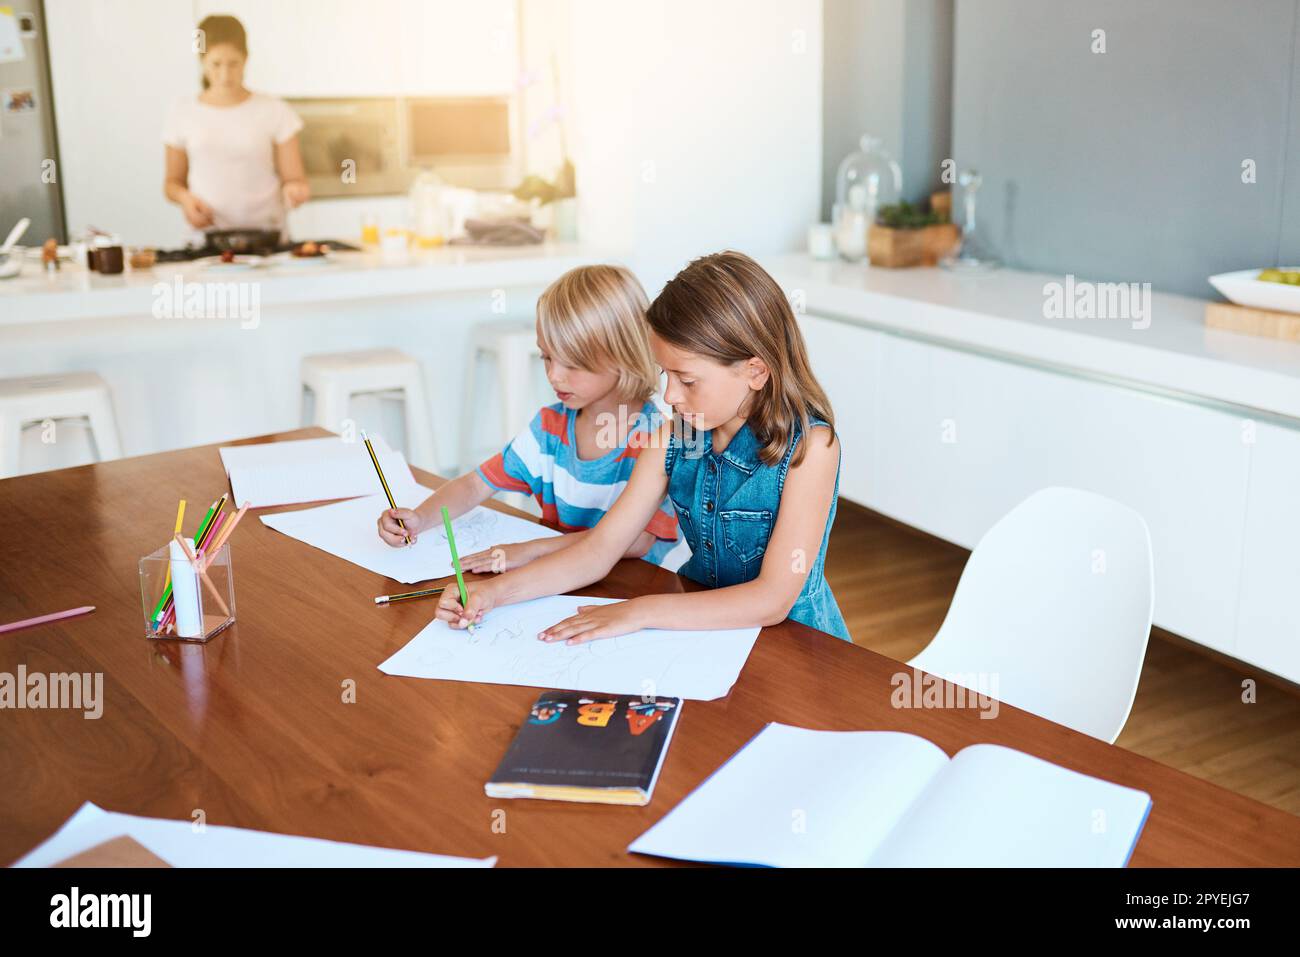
(1, 217), (31, 254)
(205, 228), (281, 255)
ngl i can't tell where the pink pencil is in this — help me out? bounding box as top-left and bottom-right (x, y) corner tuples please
(0, 605), (96, 635)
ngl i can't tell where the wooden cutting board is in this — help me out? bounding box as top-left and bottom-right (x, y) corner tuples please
(1205, 301), (1300, 342)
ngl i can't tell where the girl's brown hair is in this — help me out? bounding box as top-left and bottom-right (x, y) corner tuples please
(536, 264), (657, 403)
(646, 250), (835, 467)
(196, 15), (247, 89)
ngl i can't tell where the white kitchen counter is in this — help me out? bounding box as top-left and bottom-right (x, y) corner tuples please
(763, 254), (1300, 423)
(0, 243), (598, 326)
(0, 243), (604, 472)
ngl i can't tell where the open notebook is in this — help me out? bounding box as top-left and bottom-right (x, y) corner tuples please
(629, 724), (1152, 867)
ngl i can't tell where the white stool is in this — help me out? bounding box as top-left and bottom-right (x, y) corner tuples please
(300, 349), (440, 472)
(459, 321), (543, 473)
(0, 372), (123, 478)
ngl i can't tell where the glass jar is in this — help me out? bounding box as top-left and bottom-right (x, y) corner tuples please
(834, 134), (902, 263)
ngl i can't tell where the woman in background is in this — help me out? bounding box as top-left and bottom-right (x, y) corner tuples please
(162, 14), (309, 241)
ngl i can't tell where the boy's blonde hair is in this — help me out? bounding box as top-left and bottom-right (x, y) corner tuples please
(536, 265), (657, 403)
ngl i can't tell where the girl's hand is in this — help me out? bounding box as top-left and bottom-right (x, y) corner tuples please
(538, 600), (644, 645)
(459, 540), (538, 574)
(377, 507), (424, 547)
(435, 578), (498, 630)
(282, 180), (310, 209)
(181, 192), (215, 229)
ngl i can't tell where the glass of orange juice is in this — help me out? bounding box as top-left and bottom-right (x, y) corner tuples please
(360, 214), (380, 247)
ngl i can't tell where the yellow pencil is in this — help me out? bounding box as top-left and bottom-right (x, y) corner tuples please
(160, 499), (187, 594)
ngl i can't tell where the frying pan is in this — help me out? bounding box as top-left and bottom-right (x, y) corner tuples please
(205, 228), (281, 255)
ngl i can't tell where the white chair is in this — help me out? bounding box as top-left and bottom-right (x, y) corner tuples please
(300, 349), (440, 472)
(0, 372), (123, 478)
(908, 487), (1154, 743)
(458, 321), (543, 472)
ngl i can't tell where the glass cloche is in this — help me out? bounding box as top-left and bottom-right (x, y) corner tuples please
(833, 134), (902, 263)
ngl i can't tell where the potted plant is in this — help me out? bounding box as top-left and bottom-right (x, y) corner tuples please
(868, 200), (960, 267)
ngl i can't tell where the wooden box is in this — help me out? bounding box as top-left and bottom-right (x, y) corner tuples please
(868, 222), (960, 268)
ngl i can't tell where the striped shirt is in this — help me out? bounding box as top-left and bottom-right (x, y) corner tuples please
(477, 401), (682, 567)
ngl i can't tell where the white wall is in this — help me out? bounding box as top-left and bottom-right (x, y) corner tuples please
(564, 0), (824, 291)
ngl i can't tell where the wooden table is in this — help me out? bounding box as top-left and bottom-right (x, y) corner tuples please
(2, 428), (1298, 867)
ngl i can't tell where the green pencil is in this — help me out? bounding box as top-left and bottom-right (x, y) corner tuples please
(151, 495), (221, 623)
(441, 506), (474, 634)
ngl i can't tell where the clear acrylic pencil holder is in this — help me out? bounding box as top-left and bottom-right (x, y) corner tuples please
(139, 541), (236, 642)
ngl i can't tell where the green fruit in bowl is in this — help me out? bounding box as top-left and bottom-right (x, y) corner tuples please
(1257, 268), (1300, 284)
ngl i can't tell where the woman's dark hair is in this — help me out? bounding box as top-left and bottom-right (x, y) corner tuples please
(196, 15), (247, 89)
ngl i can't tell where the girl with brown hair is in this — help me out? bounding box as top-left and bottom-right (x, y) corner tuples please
(436, 250), (850, 642)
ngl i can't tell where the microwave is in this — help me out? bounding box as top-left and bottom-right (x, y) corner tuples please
(290, 96), (520, 198)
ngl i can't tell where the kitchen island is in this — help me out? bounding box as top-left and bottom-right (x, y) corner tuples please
(0, 243), (601, 472)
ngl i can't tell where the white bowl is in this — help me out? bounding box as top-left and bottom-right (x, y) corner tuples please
(1209, 267), (1300, 314)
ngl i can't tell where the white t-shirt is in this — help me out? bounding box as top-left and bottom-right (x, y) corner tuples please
(162, 92), (304, 239)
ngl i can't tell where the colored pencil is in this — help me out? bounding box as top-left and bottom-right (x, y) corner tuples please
(374, 586), (446, 605)
(441, 505), (474, 634)
(157, 499), (188, 608)
(202, 501), (249, 568)
(152, 494), (225, 625)
(0, 606), (96, 636)
(362, 430), (409, 544)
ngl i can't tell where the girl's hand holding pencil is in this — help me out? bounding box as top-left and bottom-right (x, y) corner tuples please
(435, 577), (499, 630)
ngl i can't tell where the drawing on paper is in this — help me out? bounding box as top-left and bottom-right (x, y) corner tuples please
(434, 509), (507, 556)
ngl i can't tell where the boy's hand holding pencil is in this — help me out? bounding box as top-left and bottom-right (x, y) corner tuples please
(377, 507), (424, 546)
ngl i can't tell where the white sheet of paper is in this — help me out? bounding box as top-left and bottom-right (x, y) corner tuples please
(14, 802), (496, 868)
(261, 496), (561, 584)
(629, 724), (950, 866)
(219, 434), (417, 507)
(378, 594), (761, 701)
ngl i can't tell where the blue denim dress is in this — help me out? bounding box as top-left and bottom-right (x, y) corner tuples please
(663, 416), (851, 641)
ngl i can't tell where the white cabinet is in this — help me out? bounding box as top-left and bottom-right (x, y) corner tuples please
(1235, 422), (1300, 683)
(395, 0), (517, 95)
(797, 314), (880, 505)
(871, 333), (1251, 656)
(872, 336), (971, 543)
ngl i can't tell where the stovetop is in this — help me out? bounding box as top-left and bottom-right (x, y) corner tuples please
(154, 239), (360, 263)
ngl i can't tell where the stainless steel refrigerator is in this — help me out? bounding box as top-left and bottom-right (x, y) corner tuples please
(0, 2), (66, 242)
